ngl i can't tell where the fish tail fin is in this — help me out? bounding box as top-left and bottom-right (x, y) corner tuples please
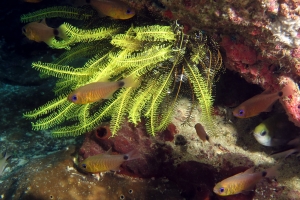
(271, 148), (298, 159)
(125, 149), (142, 161)
(207, 136), (215, 146)
(287, 137), (300, 146)
(122, 75), (140, 88)
(265, 164), (280, 178)
(57, 25), (69, 41)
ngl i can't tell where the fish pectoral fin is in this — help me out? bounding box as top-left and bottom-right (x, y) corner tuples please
(105, 147), (113, 155)
(105, 93), (114, 99)
(110, 168), (120, 172)
(264, 104), (274, 112)
(271, 138), (286, 146)
(240, 189), (254, 195)
(40, 18), (47, 25)
(287, 137), (300, 146)
(271, 148), (298, 159)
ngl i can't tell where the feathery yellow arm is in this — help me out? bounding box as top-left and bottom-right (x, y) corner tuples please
(20, 6), (94, 23)
(51, 89), (124, 137)
(133, 25), (176, 42)
(53, 79), (77, 95)
(53, 41), (105, 65)
(87, 50), (129, 83)
(23, 95), (67, 119)
(49, 23), (120, 49)
(31, 100), (78, 130)
(111, 34), (143, 52)
(32, 61), (92, 80)
(114, 45), (173, 75)
(145, 72), (174, 135)
(185, 59), (216, 136)
(128, 79), (157, 125)
(110, 87), (134, 135)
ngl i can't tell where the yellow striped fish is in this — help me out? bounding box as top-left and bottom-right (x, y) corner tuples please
(79, 148), (140, 173)
(213, 165), (278, 196)
(68, 76), (135, 104)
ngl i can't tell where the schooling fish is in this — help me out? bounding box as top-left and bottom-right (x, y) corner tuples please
(84, 0), (135, 19)
(79, 148), (140, 173)
(213, 165), (278, 196)
(253, 113), (298, 147)
(0, 151), (11, 176)
(233, 91), (282, 118)
(68, 76), (136, 104)
(22, 19), (66, 46)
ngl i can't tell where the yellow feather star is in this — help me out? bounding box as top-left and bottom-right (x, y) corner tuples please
(22, 7), (223, 137)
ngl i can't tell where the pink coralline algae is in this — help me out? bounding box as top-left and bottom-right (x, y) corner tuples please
(279, 76), (300, 127)
(291, 46), (300, 58)
(221, 36), (257, 65)
(220, 35), (300, 127)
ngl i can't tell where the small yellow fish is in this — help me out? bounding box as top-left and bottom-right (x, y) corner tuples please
(22, 19), (65, 46)
(68, 76), (135, 104)
(88, 0), (135, 19)
(233, 91), (282, 118)
(79, 148), (140, 173)
(213, 166), (278, 196)
(194, 123), (210, 143)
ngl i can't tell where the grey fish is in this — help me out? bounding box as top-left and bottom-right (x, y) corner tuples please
(253, 113), (299, 147)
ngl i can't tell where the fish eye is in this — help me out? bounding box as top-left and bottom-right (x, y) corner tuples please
(238, 109), (244, 116)
(123, 155), (129, 160)
(72, 95), (77, 101)
(126, 9), (131, 14)
(260, 130), (267, 136)
(82, 163), (86, 168)
(219, 187), (225, 193)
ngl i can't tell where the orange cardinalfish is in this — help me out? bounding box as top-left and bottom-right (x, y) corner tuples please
(194, 123), (213, 144)
(68, 76), (136, 104)
(233, 91), (283, 118)
(22, 19), (66, 46)
(213, 165), (278, 196)
(79, 148), (141, 173)
(86, 0), (135, 19)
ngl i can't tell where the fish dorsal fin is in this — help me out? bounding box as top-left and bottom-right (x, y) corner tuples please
(243, 167), (255, 174)
(261, 89), (271, 94)
(105, 147), (113, 155)
(40, 18), (47, 25)
(229, 167), (255, 178)
(288, 137), (300, 146)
